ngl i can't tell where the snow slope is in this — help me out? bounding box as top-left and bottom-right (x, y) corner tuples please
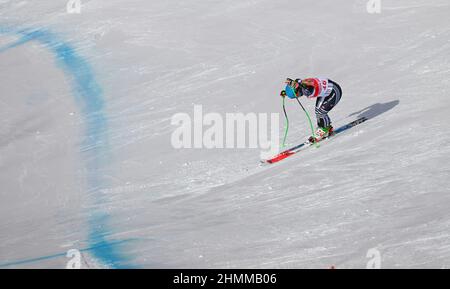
(1, 0), (450, 268)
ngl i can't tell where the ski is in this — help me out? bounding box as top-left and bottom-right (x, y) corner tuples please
(262, 117), (368, 164)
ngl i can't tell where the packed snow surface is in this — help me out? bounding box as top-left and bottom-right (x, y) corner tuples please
(1, 0), (449, 268)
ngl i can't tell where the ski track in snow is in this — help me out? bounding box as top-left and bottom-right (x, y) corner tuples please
(1, 0), (450, 268)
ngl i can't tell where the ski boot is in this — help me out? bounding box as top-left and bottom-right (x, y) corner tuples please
(309, 125), (334, 143)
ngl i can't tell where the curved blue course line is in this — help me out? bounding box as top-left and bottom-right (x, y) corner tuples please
(0, 27), (130, 268)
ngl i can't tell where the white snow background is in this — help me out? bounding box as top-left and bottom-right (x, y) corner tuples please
(0, 0), (449, 268)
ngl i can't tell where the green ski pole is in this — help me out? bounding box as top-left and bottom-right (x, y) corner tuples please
(295, 97), (318, 147)
(282, 96), (289, 148)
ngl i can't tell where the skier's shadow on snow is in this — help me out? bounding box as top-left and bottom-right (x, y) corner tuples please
(348, 100), (399, 120)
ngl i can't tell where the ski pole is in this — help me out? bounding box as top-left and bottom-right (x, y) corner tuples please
(295, 97), (317, 146)
(281, 94), (289, 147)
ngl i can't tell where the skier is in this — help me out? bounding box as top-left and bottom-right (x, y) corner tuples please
(281, 77), (342, 143)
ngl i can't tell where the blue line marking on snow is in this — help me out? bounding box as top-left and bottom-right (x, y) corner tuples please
(0, 27), (130, 268)
(0, 239), (136, 268)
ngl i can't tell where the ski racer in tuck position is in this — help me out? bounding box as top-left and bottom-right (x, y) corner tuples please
(281, 78), (342, 143)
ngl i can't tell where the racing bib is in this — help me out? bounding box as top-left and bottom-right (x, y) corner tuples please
(308, 78), (333, 98)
